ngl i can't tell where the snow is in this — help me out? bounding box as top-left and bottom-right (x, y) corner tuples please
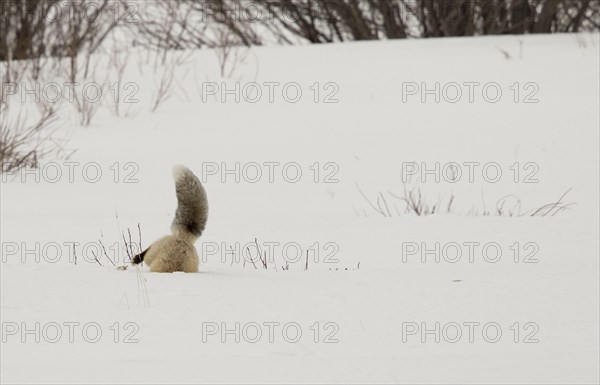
(1, 33), (599, 384)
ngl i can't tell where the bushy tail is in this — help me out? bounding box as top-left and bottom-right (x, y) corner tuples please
(171, 165), (208, 242)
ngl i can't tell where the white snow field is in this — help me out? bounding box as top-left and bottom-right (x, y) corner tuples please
(1, 33), (599, 384)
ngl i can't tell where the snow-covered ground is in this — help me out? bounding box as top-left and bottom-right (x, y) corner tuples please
(1, 33), (599, 384)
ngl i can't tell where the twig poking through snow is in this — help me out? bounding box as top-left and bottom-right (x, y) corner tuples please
(99, 238), (115, 266)
(245, 246), (258, 269)
(138, 223), (142, 258)
(305, 250), (309, 271)
(134, 264), (151, 308)
(91, 251), (103, 266)
(122, 231), (132, 263)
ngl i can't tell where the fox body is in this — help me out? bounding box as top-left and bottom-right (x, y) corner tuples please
(132, 165), (208, 273)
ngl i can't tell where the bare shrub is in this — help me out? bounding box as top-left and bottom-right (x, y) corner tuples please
(0, 101), (63, 173)
(214, 25), (251, 78)
(150, 63), (175, 112)
(356, 181), (575, 218)
(59, 51), (107, 126)
(1, 0), (123, 62)
(107, 42), (130, 118)
(131, 0), (599, 50)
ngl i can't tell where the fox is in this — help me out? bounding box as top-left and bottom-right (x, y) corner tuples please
(131, 165), (208, 273)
